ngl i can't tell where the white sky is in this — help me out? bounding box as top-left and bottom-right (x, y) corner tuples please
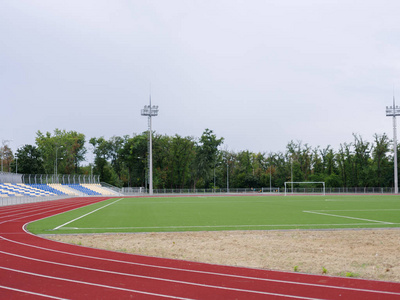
(1, 0), (400, 159)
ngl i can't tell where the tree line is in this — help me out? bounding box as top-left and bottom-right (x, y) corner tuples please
(0, 129), (396, 189)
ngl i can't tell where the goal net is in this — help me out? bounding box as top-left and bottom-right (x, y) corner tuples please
(284, 182), (325, 196)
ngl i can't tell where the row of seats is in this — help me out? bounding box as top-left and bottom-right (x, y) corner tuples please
(0, 183), (119, 197)
(65, 184), (101, 196)
(48, 184), (79, 196)
(82, 184), (117, 196)
(30, 184), (65, 195)
(0, 183), (56, 197)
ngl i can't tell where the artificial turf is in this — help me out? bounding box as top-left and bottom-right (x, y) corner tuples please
(27, 195), (400, 235)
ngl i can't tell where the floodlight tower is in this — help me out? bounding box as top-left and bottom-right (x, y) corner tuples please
(141, 95), (159, 195)
(386, 95), (400, 194)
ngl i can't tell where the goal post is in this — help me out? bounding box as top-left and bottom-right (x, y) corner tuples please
(284, 182), (325, 196)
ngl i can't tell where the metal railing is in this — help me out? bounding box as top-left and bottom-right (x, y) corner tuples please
(120, 187), (145, 195)
(22, 174), (100, 185)
(151, 188), (269, 194)
(0, 172), (23, 184)
(1, 185), (398, 207)
(325, 187), (395, 194)
(129, 187), (397, 195)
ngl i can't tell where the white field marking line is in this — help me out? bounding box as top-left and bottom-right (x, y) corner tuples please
(121, 200), (275, 205)
(5, 234), (400, 297)
(0, 266), (190, 300)
(324, 199), (352, 201)
(58, 222), (400, 230)
(0, 285), (67, 300)
(303, 211), (394, 224)
(53, 198), (124, 230)
(0, 254), (320, 300)
(324, 199), (387, 202)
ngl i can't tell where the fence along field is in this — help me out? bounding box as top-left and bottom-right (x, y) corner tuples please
(27, 195), (400, 235)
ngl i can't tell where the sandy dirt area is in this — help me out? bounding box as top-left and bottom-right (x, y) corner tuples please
(46, 229), (400, 282)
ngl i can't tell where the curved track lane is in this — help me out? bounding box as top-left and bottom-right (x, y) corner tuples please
(1, 197), (400, 299)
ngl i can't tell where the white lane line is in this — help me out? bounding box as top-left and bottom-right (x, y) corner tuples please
(4, 235), (400, 297)
(0, 198), (105, 226)
(0, 266), (190, 300)
(0, 204), (87, 226)
(0, 203), (86, 222)
(0, 198), (111, 227)
(53, 198), (123, 230)
(0, 255), (320, 300)
(0, 251), (321, 299)
(0, 285), (67, 299)
(303, 211), (394, 224)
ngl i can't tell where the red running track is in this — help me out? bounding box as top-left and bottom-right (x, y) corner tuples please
(1, 197), (400, 299)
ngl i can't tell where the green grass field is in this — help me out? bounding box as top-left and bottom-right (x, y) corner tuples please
(27, 195), (400, 235)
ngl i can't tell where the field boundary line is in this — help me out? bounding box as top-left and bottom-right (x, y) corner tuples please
(315, 209), (400, 212)
(53, 198), (123, 230)
(58, 222), (400, 231)
(303, 210), (394, 224)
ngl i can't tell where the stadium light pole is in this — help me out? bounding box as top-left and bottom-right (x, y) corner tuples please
(291, 157), (293, 194)
(141, 95), (159, 195)
(55, 145), (63, 183)
(269, 153), (272, 193)
(226, 162), (229, 193)
(14, 144), (23, 174)
(213, 164), (216, 193)
(386, 95), (400, 194)
(269, 166), (272, 192)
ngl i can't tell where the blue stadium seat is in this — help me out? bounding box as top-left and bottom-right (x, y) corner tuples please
(65, 184), (101, 196)
(29, 184), (65, 195)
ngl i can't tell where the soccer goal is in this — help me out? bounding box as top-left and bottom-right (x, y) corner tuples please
(284, 182), (325, 196)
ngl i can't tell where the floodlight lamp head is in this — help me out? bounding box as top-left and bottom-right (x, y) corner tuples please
(141, 104), (159, 117)
(386, 105), (400, 117)
(151, 105), (159, 116)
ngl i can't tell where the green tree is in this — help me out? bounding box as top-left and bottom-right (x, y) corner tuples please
(89, 137), (112, 183)
(371, 133), (391, 187)
(337, 143), (353, 187)
(286, 141), (304, 183)
(166, 135), (195, 189)
(11, 145), (44, 174)
(192, 129), (224, 189)
(353, 134), (372, 187)
(1, 144), (13, 172)
(23, 128), (400, 190)
(118, 133), (148, 187)
(36, 129), (86, 174)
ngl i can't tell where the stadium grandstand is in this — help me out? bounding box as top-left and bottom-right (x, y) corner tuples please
(0, 172), (121, 199)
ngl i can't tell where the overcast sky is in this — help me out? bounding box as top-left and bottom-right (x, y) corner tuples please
(1, 0), (400, 161)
